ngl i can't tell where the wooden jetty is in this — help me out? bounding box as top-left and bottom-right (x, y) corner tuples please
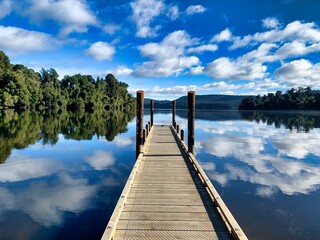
(102, 91), (248, 240)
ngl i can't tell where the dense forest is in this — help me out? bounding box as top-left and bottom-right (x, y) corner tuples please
(239, 87), (320, 110)
(0, 51), (135, 111)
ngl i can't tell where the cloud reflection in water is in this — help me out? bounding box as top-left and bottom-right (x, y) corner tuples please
(0, 150), (122, 227)
(198, 120), (320, 197)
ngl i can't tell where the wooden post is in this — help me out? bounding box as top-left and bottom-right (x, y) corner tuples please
(188, 91), (195, 154)
(148, 121), (151, 132)
(150, 100), (154, 127)
(176, 125), (180, 135)
(136, 90), (144, 159)
(172, 100), (176, 128)
(181, 129), (184, 141)
(146, 124), (149, 136)
(143, 129), (146, 144)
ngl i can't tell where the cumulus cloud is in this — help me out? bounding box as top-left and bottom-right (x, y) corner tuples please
(103, 23), (121, 35)
(130, 0), (164, 38)
(132, 30), (200, 77)
(187, 44), (218, 54)
(275, 59), (320, 87)
(24, 0), (98, 36)
(86, 41), (115, 61)
(167, 5), (179, 20)
(262, 17), (280, 29)
(230, 21), (320, 50)
(211, 28), (232, 42)
(188, 66), (204, 75)
(203, 21), (320, 84)
(114, 65), (133, 76)
(186, 5), (207, 15)
(205, 57), (267, 80)
(133, 56), (200, 77)
(142, 81), (245, 97)
(274, 41), (320, 60)
(0, 0), (11, 19)
(0, 25), (59, 54)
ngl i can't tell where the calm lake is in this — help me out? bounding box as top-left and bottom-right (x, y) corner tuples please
(0, 109), (320, 240)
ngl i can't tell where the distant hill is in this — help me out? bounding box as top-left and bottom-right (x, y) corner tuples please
(144, 94), (247, 110)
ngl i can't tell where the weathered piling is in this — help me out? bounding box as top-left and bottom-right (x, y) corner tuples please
(181, 129), (185, 141)
(188, 91), (195, 154)
(136, 90), (144, 159)
(143, 129), (146, 144)
(172, 100), (176, 128)
(176, 125), (180, 135)
(150, 100), (154, 127)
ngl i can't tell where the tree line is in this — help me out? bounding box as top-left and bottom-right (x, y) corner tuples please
(0, 51), (135, 111)
(239, 87), (320, 110)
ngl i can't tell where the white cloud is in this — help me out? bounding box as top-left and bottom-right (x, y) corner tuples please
(133, 30), (200, 77)
(142, 81), (244, 96)
(275, 59), (320, 87)
(211, 28), (232, 42)
(114, 65), (133, 76)
(0, 0), (11, 19)
(86, 41), (115, 61)
(133, 56), (200, 77)
(230, 21), (320, 50)
(103, 23), (121, 35)
(0, 25), (58, 54)
(188, 66), (204, 75)
(85, 150), (115, 170)
(25, 0), (98, 36)
(262, 17), (280, 29)
(204, 21), (320, 83)
(205, 57), (267, 80)
(186, 5), (207, 15)
(167, 5), (179, 20)
(187, 44), (218, 54)
(274, 41), (320, 60)
(130, 0), (164, 38)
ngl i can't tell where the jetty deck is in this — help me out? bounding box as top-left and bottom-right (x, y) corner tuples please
(102, 125), (247, 240)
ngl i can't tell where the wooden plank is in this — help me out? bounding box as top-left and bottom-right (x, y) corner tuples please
(113, 230), (231, 240)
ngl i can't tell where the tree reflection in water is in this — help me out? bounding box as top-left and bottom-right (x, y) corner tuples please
(240, 111), (320, 132)
(0, 109), (135, 164)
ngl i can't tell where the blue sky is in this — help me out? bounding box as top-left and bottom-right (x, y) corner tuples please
(1, 0), (320, 99)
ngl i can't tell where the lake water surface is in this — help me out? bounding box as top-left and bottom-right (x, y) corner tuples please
(0, 110), (319, 240)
